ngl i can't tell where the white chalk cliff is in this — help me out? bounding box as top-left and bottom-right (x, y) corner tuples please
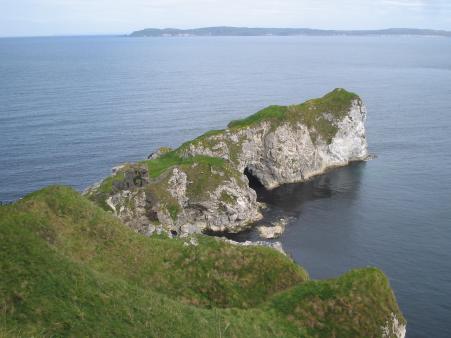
(85, 88), (369, 235)
(182, 97), (368, 189)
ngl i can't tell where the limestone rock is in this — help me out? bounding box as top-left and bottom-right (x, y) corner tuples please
(219, 238), (287, 255)
(382, 313), (407, 338)
(182, 96), (368, 189)
(257, 218), (287, 239)
(85, 89), (369, 236)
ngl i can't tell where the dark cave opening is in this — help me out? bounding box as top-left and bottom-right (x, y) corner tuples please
(243, 167), (265, 191)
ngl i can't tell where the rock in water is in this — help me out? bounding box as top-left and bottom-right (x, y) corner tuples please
(84, 88), (369, 235)
(257, 218), (288, 239)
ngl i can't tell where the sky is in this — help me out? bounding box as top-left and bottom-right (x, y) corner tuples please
(1, 0), (451, 37)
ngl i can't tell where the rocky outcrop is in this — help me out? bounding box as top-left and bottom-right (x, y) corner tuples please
(382, 313), (407, 338)
(257, 218), (288, 239)
(146, 163), (262, 235)
(84, 88), (369, 235)
(180, 92), (368, 189)
(219, 238), (287, 255)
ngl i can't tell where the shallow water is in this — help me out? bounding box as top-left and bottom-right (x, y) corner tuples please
(1, 35), (451, 337)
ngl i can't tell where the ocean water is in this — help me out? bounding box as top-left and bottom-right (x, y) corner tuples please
(1, 35), (450, 337)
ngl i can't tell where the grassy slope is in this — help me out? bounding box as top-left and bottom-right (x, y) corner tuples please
(3, 186), (307, 309)
(227, 88), (359, 143)
(0, 212), (299, 338)
(228, 88), (358, 129)
(1, 186), (404, 337)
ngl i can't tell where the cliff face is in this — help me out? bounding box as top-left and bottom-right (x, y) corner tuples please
(85, 88), (368, 235)
(181, 95), (368, 189)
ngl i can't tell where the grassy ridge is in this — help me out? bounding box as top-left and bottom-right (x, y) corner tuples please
(227, 88), (360, 143)
(4, 186), (307, 309)
(227, 105), (288, 129)
(0, 212), (299, 337)
(1, 186), (405, 337)
(144, 153), (226, 179)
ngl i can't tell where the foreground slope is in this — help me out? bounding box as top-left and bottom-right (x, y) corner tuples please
(1, 186), (405, 337)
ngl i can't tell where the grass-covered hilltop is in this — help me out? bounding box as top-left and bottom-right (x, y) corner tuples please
(1, 186), (405, 337)
(85, 88), (369, 236)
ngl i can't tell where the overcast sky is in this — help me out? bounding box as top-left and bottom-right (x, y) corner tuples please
(2, 0), (451, 37)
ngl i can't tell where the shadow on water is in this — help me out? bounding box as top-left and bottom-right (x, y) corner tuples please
(227, 161), (367, 242)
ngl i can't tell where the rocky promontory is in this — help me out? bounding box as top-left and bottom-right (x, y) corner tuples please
(85, 88), (368, 236)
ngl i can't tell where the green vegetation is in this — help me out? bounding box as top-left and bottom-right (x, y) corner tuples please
(227, 88), (360, 143)
(146, 155), (245, 221)
(87, 152), (234, 217)
(270, 268), (404, 337)
(167, 203), (181, 221)
(182, 160), (244, 201)
(178, 129), (225, 155)
(86, 172), (124, 211)
(220, 190), (237, 204)
(145, 150), (184, 178)
(144, 152), (226, 179)
(0, 186), (405, 337)
(1, 187), (405, 336)
(286, 88), (360, 143)
(157, 146), (173, 154)
(85, 163), (147, 211)
(228, 105), (288, 129)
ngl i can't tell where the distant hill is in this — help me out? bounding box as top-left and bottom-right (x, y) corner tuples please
(130, 26), (451, 37)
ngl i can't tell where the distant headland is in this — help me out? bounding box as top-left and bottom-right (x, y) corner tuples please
(129, 26), (451, 38)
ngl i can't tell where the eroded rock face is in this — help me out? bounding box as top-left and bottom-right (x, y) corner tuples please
(85, 89), (369, 235)
(257, 218), (288, 239)
(182, 99), (368, 189)
(107, 189), (150, 233)
(382, 313), (407, 338)
(89, 160), (262, 236)
(146, 165), (262, 235)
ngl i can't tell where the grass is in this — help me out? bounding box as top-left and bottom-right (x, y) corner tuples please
(5, 186), (306, 308)
(145, 155), (245, 221)
(86, 173), (124, 211)
(269, 268), (405, 337)
(181, 129), (225, 147)
(167, 203), (181, 221)
(145, 150), (185, 179)
(227, 88), (360, 143)
(0, 186), (405, 337)
(285, 88), (360, 143)
(86, 153), (234, 217)
(144, 152), (226, 179)
(228, 105), (288, 129)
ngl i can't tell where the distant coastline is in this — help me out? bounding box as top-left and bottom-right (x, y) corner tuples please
(129, 26), (451, 38)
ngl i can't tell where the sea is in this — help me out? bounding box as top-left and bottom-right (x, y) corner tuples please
(1, 35), (450, 337)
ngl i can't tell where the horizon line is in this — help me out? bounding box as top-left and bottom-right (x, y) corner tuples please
(2, 26), (451, 39)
